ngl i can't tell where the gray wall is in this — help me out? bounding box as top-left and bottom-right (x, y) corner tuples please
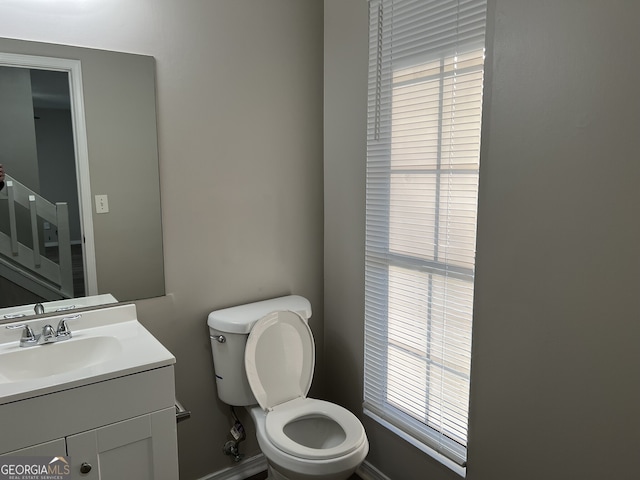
(324, 1), (640, 480)
(35, 107), (82, 244)
(468, 1), (640, 478)
(0, 66), (40, 191)
(0, 66), (41, 252)
(323, 0), (368, 427)
(0, 1), (324, 479)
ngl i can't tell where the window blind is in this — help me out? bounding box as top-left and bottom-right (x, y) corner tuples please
(364, 0), (486, 468)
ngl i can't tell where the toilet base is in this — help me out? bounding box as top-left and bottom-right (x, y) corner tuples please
(266, 460), (357, 480)
(266, 463), (287, 480)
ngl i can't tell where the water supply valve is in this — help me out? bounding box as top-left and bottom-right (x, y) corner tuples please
(223, 408), (246, 462)
(223, 440), (244, 462)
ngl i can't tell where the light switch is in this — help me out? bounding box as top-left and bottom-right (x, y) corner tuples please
(95, 194), (109, 214)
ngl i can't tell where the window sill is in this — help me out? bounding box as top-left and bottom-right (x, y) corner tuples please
(364, 409), (467, 478)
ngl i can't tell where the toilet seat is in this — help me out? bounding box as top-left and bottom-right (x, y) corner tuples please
(244, 310), (366, 461)
(266, 397), (366, 460)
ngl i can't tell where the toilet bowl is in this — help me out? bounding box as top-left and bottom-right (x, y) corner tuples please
(249, 402), (368, 480)
(208, 295), (369, 480)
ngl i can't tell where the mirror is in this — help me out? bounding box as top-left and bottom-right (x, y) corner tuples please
(0, 37), (164, 307)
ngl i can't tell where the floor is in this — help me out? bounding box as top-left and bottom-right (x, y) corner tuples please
(246, 473), (361, 480)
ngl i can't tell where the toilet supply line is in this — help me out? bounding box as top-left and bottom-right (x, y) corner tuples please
(223, 406), (246, 462)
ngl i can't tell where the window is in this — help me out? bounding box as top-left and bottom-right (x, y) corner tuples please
(364, 0), (486, 470)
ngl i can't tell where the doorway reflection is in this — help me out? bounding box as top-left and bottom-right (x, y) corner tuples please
(0, 67), (85, 307)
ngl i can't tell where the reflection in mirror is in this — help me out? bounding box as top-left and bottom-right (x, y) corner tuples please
(0, 66), (86, 307)
(0, 37), (165, 309)
(0, 294), (118, 323)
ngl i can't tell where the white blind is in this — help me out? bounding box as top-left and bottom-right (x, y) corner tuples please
(364, 0), (486, 467)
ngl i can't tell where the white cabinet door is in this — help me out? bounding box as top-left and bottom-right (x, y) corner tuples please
(66, 407), (178, 480)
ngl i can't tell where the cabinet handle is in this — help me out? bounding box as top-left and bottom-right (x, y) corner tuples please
(80, 462), (92, 474)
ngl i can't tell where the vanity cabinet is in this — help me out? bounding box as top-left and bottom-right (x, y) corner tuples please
(66, 407), (176, 480)
(0, 366), (178, 479)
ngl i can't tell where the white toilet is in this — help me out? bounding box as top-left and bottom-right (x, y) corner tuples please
(208, 295), (369, 480)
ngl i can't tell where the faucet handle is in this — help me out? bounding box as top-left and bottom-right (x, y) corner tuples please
(5, 324), (37, 347)
(56, 314), (79, 340)
(56, 319), (72, 339)
(22, 325), (37, 346)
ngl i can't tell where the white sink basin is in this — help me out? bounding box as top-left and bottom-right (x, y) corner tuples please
(0, 335), (122, 382)
(0, 303), (175, 404)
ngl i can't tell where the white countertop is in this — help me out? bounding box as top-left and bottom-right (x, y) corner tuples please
(0, 302), (175, 405)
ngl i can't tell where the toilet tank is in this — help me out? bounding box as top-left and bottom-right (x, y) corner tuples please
(208, 295), (312, 406)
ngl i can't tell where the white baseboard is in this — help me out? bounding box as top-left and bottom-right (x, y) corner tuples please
(197, 453), (267, 480)
(357, 460), (392, 480)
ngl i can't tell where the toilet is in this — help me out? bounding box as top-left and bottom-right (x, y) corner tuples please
(208, 295), (369, 480)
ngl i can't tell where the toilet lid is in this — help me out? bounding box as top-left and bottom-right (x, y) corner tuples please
(244, 310), (315, 410)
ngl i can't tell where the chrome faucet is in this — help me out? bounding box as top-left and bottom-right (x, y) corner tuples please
(6, 324), (38, 347)
(5, 315), (78, 347)
(39, 324), (57, 344)
(56, 318), (72, 340)
(34, 303), (44, 315)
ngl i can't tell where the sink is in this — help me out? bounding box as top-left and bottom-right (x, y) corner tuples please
(0, 302), (175, 405)
(0, 336), (122, 382)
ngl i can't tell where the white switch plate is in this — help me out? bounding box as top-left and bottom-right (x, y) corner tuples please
(95, 194), (109, 214)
